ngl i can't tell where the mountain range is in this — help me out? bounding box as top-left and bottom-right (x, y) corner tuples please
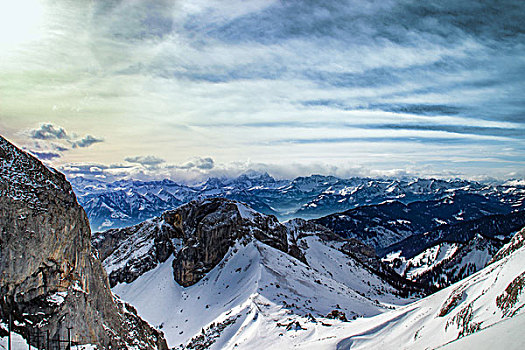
(71, 174), (524, 232)
(2, 134), (525, 349)
(94, 198), (525, 349)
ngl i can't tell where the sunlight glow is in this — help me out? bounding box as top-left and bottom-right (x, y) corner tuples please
(0, 0), (45, 50)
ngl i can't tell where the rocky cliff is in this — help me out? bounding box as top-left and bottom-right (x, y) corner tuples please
(94, 196), (422, 302)
(0, 135), (167, 349)
(93, 198), (290, 287)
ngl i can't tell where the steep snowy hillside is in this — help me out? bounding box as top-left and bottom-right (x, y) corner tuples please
(330, 228), (525, 350)
(71, 174), (525, 231)
(113, 238), (411, 347)
(384, 235), (502, 291)
(378, 212), (525, 292)
(177, 227), (525, 349)
(94, 198), (419, 347)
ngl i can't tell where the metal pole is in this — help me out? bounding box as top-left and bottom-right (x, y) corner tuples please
(28, 329), (31, 350)
(37, 329), (40, 350)
(67, 327), (72, 350)
(46, 330), (50, 350)
(8, 313), (12, 350)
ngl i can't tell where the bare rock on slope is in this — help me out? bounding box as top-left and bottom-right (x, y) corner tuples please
(93, 198), (289, 287)
(0, 135), (167, 349)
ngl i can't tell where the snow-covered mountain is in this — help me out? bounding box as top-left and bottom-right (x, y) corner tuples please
(93, 198), (422, 347)
(223, 225), (525, 350)
(94, 198), (525, 349)
(384, 235), (502, 291)
(375, 210), (525, 292)
(71, 174), (525, 232)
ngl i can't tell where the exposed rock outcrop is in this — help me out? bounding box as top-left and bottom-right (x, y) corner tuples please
(0, 135), (167, 349)
(95, 198), (423, 300)
(93, 198), (289, 287)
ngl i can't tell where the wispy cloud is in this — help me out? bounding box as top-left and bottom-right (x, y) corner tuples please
(1, 0), (523, 180)
(30, 151), (61, 161)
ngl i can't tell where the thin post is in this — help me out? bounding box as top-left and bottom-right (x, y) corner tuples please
(67, 327), (72, 350)
(28, 329), (31, 350)
(37, 329), (40, 350)
(8, 313), (12, 350)
(46, 330), (50, 350)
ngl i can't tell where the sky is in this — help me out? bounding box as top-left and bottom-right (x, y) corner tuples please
(0, 0), (524, 183)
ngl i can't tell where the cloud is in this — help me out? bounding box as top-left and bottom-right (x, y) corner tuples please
(2, 1), (524, 180)
(30, 151), (61, 160)
(125, 155), (165, 167)
(60, 157), (517, 186)
(29, 123), (68, 140)
(24, 123), (104, 156)
(70, 135), (104, 148)
(60, 162), (135, 181)
(170, 157), (215, 170)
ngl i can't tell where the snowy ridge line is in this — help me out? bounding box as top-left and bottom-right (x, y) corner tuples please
(110, 221), (525, 349)
(113, 238), (414, 348)
(103, 198), (419, 347)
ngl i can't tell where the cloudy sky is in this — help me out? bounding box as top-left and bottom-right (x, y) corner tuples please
(0, 0), (524, 182)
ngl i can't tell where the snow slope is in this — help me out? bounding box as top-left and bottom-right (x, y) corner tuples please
(439, 312), (525, 349)
(220, 233), (525, 349)
(383, 234), (503, 291)
(113, 228), (525, 349)
(113, 235), (413, 347)
(0, 330), (34, 350)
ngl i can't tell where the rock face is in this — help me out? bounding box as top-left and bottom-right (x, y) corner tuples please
(95, 198), (422, 301)
(169, 199), (288, 287)
(0, 135), (167, 349)
(93, 198), (289, 287)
